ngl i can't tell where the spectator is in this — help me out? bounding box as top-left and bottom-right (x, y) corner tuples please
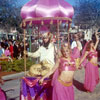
(0, 45), (3, 57)
(4, 46), (10, 57)
(9, 41), (13, 58)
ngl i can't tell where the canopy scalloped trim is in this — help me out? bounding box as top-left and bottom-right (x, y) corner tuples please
(22, 17), (72, 22)
(20, 17), (72, 28)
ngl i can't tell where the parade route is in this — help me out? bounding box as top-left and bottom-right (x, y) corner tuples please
(74, 67), (100, 100)
(0, 0), (100, 100)
(0, 68), (100, 100)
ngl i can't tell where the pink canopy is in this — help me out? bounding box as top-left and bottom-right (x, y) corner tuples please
(20, 0), (74, 24)
(20, 0), (74, 75)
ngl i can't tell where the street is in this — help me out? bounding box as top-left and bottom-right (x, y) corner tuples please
(0, 68), (100, 100)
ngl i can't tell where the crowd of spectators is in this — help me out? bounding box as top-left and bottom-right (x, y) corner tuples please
(0, 40), (26, 59)
(0, 31), (100, 61)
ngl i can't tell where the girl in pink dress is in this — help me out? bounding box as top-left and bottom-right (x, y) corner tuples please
(39, 43), (76, 100)
(79, 30), (100, 92)
(4, 46), (10, 57)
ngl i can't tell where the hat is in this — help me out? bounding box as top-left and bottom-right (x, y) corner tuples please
(43, 32), (52, 38)
(42, 32), (49, 38)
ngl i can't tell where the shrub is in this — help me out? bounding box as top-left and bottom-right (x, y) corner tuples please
(0, 58), (35, 72)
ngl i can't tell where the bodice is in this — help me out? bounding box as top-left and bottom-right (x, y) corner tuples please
(59, 57), (76, 72)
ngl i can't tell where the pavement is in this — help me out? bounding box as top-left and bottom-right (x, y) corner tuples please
(1, 79), (20, 100)
(0, 67), (100, 100)
(0, 72), (24, 100)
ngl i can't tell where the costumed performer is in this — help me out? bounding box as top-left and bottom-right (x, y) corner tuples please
(39, 42), (76, 100)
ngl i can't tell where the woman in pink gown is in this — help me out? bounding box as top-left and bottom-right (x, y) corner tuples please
(71, 34), (82, 69)
(79, 30), (100, 92)
(39, 43), (76, 100)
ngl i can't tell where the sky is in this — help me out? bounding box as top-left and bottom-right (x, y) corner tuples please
(19, 0), (75, 6)
(65, 0), (75, 5)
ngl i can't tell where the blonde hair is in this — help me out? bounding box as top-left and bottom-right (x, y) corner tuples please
(61, 43), (71, 56)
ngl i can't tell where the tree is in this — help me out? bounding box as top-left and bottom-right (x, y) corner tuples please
(0, 0), (21, 32)
(74, 0), (100, 29)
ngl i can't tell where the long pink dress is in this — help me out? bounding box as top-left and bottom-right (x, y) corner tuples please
(72, 47), (80, 59)
(81, 42), (89, 68)
(72, 47), (80, 69)
(52, 57), (76, 100)
(84, 51), (99, 92)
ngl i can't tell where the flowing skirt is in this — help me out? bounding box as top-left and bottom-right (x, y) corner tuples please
(84, 62), (99, 92)
(52, 77), (74, 100)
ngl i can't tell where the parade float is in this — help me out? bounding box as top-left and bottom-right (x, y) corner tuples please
(20, 0), (74, 99)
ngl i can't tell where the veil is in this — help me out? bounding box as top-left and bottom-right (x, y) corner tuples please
(81, 41), (89, 68)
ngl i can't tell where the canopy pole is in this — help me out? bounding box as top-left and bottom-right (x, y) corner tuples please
(67, 22), (71, 46)
(24, 29), (27, 76)
(57, 20), (60, 49)
(38, 25), (40, 47)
